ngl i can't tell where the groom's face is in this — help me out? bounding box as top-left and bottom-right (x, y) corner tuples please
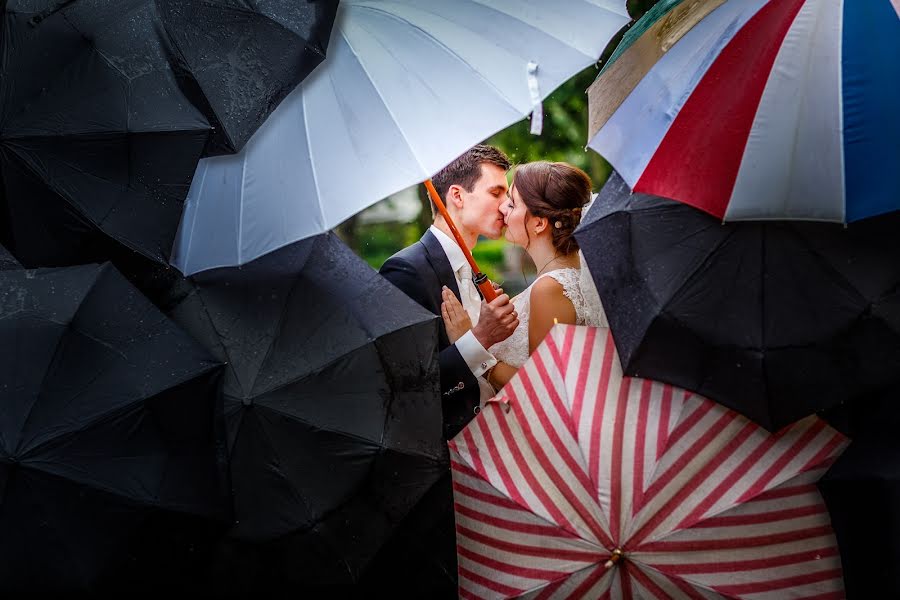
(458, 163), (509, 240)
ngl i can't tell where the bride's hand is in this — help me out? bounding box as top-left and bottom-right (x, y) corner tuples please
(441, 286), (472, 344)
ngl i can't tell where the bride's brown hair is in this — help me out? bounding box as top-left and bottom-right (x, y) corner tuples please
(510, 161), (592, 255)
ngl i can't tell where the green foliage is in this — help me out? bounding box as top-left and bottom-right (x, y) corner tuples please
(485, 66), (613, 190)
(471, 239), (506, 281)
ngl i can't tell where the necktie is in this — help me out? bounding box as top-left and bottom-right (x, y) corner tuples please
(457, 263), (481, 325)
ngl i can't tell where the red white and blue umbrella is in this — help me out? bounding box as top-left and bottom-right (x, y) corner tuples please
(587, 0), (900, 223)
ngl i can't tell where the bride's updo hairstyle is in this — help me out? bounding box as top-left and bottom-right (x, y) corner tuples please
(511, 161), (592, 255)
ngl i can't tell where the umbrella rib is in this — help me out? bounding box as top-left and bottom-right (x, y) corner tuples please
(191, 0), (327, 59)
(348, 5), (522, 149)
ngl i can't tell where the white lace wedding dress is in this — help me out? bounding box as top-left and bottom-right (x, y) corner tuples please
(489, 266), (608, 369)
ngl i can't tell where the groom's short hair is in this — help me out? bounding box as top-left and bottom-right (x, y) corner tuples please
(431, 144), (511, 216)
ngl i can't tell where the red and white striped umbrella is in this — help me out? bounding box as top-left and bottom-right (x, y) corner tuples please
(449, 325), (848, 599)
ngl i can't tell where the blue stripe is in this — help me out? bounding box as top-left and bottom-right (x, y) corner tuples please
(842, 1), (900, 222)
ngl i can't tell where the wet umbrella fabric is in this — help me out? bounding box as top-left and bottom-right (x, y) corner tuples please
(0, 0), (211, 267)
(0, 262), (226, 591)
(818, 390), (900, 599)
(155, 232), (446, 583)
(155, 0), (338, 155)
(450, 324), (847, 598)
(575, 171), (900, 431)
(0, 243), (19, 270)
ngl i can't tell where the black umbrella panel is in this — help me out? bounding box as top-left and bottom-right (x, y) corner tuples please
(575, 171), (900, 431)
(156, 0), (338, 155)
(155, 232), (445, 585)
(0, 263), (226, 591)
(819, 388), (900, 600)
(0, 0), (215, 267)
(0, 242), (19, 270)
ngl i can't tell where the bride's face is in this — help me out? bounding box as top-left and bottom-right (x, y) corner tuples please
(501, 185), (531, 247)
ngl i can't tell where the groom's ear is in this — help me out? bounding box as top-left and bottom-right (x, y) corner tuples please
(447, 184), (465, 209)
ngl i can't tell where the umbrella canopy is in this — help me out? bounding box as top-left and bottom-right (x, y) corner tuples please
(450, 324), (847, 599)
(171, 0), (630, 275)
(575, 171), (900, 431)
(0, 262), (226, 591)
(0, 243), (19, 270)
(818, 389), (900, 599)
(155, 0), (338, 155)
(586, 0), (900, 223)
(0, 0), (211, 267)
(155, 232), (446, 584)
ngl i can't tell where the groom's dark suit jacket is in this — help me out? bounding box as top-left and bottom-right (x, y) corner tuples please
(367, 229), (479, 597)
(379, 229), (480, 440)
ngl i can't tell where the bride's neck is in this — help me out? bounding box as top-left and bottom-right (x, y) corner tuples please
(528, 240), (578, 276)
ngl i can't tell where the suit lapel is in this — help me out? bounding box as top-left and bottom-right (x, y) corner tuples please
(421, 229), (460, 303)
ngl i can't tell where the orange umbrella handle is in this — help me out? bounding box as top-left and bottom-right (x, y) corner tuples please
(423, 179), (498, 302)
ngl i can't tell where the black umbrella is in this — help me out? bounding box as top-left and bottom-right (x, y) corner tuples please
(818, 389), (900, 599)
(0, 262), (227, 592)
(575, 171), (900, 431)
(0, 0), (211, 267)
(0, 1), (337, 268)
(0, 243), (19, 270)
(156, 0), (338, 155)
(149, 232), (446, 586)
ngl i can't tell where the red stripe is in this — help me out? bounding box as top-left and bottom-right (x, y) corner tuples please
(636, 524), (834, 552)
(450, 473), (531, 513)
(672, 420), (774, 530)
(532, 574), (569, 600)
(568, 564), (612, 599)
(458, 564), (524, 596)
(530, 348), (579, 442)
(573, 326), (599, 431)
(588, 330), (615, 498)
(651, 546), (839, 575)
(455, 503), (578, 539)
(461, 427), (488, 483)
(521, 357), (613, 546)
(458, 544), (569, 580)
(547, 330), (566, 376)
(458, 586), (480, 600)
(713, 567), (843, 595)
(627, 409), (740, 547)
(619, 561), (635, 598)
(457, 524), (604, 563)
(800, 432), (847, 472)
(632, 379), (653, 517)
(654, 399), (715, 463)
(609, 375), (632, 544)
(692, 503), (826, 528)
(505, 383), (613, 547)
(663, 571), (713, 600)
(753, 483), (817, 502)
(656, 385), (673, 461)
(634, 0), (807, 218)
(627, 564), (684, 600)
(561, 325), (576, 367)
(490, 397), (587, 540)
(472, 414), (528, 507)
(737, 419), (828, 504)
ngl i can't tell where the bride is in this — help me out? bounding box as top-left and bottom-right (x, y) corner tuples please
(441, 160), (606, 391)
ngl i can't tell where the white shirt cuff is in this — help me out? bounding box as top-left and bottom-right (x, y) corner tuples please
(456, 330), (497, 377)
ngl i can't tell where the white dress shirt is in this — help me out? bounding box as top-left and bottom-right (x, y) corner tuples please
(430, 226), (497, 403)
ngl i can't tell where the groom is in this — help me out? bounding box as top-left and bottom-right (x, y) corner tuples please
(365, 144), (517, 597)
(379, 143), (518, 439)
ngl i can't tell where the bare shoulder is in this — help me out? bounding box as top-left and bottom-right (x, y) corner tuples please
(529, 275), (566, 303)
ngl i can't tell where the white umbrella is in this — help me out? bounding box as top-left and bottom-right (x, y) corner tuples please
(171, 0), (629, 275)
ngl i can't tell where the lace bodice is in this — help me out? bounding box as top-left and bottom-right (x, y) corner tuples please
(489, 268), (607, 369)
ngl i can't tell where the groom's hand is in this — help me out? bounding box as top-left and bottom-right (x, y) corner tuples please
(472, 293), (518, 348)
